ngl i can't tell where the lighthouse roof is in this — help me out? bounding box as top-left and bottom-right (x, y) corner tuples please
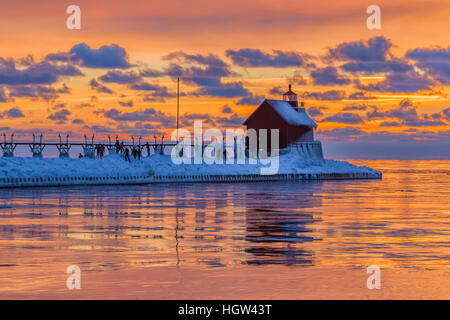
(244, 99), (317, 128)
(265, 99), (317, 128)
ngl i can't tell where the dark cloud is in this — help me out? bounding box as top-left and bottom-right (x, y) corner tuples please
(221, 105), (232, 114)
(139, 68), (166, 78)
(406, 46), (450, 85)
(347, 91), (376, 100)
(342, 104), (372, 111)
(379, 121), (402, 127)
(317, 127), (366, 141)
(53, 103), (66, 109)
(118, 100), (134, 107)
(324, 112), (364, 124)
(236, 94), (264, 106)
(8, 84), (69, 101)
(366, 99), (447, 127)
(310, 66), (350, 85)
(114, 122), (165, 136)
(194, 80), (250, 98)
(341, 60), (412, 74)
(89, 79), (113, 94)
(180, 113), (215, 127)
(327, 37), (392, 62)
(287, 70), (307, 85)
(0, 107), (24, 119)
(307, 106), (327, 117)
(226, 49), (308, 68)
(72, 118), (84, 124)
(131, 82), (176, 102)
(69, 43), (131, 69)
(327, 37), (413, 75)
(99, 70), (141, 84)
(357, 71), (434, 93)
(103, 108), (174, 126)
(163, 52), (251, 98)
(216, 113), (245, 127)
(0, 58), (82, 85)
(48, 109), (71, 124)
(269, 86), (285, 95)
(304, 90), (347, 101)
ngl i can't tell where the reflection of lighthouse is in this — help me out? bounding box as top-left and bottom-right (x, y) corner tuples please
(243, 182), (323, 266)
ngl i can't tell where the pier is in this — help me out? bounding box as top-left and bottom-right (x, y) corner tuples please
(1, 133), (175, 158)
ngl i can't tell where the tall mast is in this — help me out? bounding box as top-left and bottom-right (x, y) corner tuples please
(176, 77), (180, 141)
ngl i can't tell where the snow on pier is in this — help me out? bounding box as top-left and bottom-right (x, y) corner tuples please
(0, 148), (381, 188)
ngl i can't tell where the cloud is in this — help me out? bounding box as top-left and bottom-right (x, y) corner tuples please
(89, 79), (113, 94)
(317, 127), (366, 141)
(195, 81), (250, 98)
(139, 68), (166, 77)
(307, 106), (327, 117)
(53, 103), (66, 109)
(130, 82), (176, 102)
(366, 99), (447, 127)
(236, 94), (264, 106)
(99, 70), (141, 84)
(69, 43), (131, 69)
(347, 91), (376, 100)
(221, 105), (232, 114)
(406, 46), (450, 85)
(379, 121), (402, 127)
(163, 51), (251, 98)
(118, 100), (134, 107)
(327, 37), (413, 75)
(72, 118), (84, 124)
(323, 112), (364, 124)
(0, 86), (11, 102)
(215, 113), (245, 127)
(0, 107), (24, 119)
(287, 70), (308, 85)
(342, 104), (372, 111)
(0, 58), (82, 85)
(303, 90), (347, 101)
(269, 86), (285, 95)
(103, 108), (174, 126)
(310, 66), (350, 85)
(226, 49), (309, 68)
(48, 109), (71, 124)
(180, 113), (215, 127)
(327, 37), (393, 62)
(341, 60), (412, 74)
(8, 84), (69, 101)
(357, 71), (434, 93)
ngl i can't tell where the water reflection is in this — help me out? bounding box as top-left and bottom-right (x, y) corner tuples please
(0, 160), (449, 281)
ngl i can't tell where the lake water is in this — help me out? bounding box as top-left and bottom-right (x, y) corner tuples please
(0, 160), (449, 299)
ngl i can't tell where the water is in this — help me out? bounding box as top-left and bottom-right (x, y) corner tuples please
(0, 160), (449, 299)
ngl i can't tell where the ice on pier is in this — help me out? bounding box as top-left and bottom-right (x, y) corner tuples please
(0, 147), (381, 181)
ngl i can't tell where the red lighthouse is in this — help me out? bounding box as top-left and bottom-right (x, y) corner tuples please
(243, 85), (317, 149)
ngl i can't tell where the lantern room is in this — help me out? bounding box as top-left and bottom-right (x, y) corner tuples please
(283, 84), (298, 108)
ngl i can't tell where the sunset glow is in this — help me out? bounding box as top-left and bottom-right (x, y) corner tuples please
(0, 0), (449, 159)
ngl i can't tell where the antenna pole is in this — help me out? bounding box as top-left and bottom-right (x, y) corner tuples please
(176, 77), (180, 142)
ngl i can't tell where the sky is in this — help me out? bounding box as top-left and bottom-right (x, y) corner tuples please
(0, 0), (449, 159)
